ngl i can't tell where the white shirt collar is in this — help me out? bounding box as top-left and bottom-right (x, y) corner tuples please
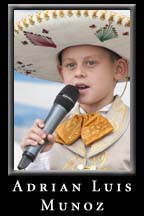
(79, 103), (112, 116)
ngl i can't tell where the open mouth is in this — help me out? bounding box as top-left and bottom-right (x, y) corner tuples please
(75, 84), (90, 90)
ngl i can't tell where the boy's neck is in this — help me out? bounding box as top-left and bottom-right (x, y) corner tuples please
(79, 96), (115, 113)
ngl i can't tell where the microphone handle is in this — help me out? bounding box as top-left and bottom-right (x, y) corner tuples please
(19, 104), (67, 169)
(24, 103), (67, 159)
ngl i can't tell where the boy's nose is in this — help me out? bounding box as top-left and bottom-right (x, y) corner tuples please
(74, 67), (86, 78)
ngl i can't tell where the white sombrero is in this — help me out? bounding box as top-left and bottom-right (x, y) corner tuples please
(14, 10), (130, 82)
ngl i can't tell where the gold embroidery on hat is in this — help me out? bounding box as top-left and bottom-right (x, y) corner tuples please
(28, 15), (35, 25)
(124, 19), (130, 27)
(76, 10), (81, 17)
(116, 15), (123, 25)
(67, 10), (73, 17)
(36, 11), (42, 23)
(17, 21), (23, 31)
(107, 13), (114, 22)
(14, 10), (130, 36)
(59, 10), (64, 17)
(98, 10), (106, 20)
(52, 10), (57, 18)
(83, 10), (89, 17)
(92, 10), (98, 18)
(21, 18), (29, 28)
(43, 10), (49, 20)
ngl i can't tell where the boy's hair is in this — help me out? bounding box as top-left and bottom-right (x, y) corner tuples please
(57, 46), (122, 65)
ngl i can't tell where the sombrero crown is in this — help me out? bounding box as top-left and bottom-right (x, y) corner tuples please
(14, 10), (130, 82)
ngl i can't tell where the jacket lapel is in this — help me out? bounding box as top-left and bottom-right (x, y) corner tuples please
(87, 96), (130, 158)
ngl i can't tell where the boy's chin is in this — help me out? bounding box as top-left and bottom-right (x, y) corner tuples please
(78, 98), (93, 105)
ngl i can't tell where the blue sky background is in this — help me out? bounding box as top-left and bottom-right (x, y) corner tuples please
(14, 70), (54, 84)
(14, 71), (47, 128)
(14, 102), (48, 127)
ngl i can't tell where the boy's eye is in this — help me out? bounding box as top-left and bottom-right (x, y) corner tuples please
(65, 63), (76, 69)
(86, 60), (97, 66)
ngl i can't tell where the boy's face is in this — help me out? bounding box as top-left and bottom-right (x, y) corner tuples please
(58, 45), (127, 110)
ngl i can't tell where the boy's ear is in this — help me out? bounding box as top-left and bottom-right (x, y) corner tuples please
(57, 65), (64, 80)
(114, 58), (128, 81)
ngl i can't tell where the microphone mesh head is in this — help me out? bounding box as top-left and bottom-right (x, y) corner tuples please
(54, 85), (79, 112)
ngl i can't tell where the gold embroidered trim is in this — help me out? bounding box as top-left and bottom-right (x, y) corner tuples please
(21, 18), (29, 28)
(62, 156), (83, 170)
(28, 15), (35, 25)
(52, 10), (57, 18)
(36, 11), (42, 23)
(76, 10), (81, 17)
(14, 10), (130, 35)
(67, 10), (73, 17)
(43, 10), (49, 20)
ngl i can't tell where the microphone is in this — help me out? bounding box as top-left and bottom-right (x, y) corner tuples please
(17, 85), (79, 170)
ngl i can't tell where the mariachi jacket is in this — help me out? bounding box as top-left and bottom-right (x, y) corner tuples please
(27, 96), (132, 173)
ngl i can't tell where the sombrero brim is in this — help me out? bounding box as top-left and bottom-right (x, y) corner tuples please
(14, 10), (130, 82)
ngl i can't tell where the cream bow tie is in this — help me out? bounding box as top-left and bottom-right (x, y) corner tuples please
(55, 112), (113, 146)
